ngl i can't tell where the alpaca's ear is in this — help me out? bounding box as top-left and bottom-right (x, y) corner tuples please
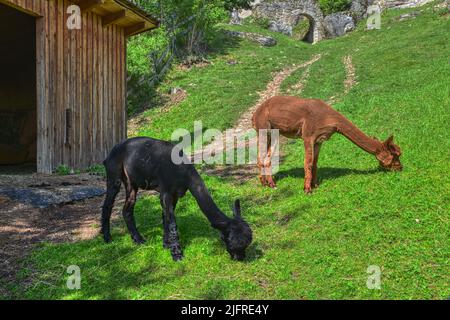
(385, 135), (394, 145)
(233, 199), (241, 218)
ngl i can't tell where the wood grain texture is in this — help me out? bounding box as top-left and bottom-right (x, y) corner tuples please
(4, 0), (129, 173)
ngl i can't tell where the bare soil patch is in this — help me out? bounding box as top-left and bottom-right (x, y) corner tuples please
(0, 172), (126, 297)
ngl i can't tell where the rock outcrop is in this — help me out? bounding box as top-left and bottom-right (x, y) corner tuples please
(372, 0), (435, 9)
(324, 12), (356, 38)
(351, 0), (370, 19)
(268, 21), (293, 36)
(234, 0), (439, 43)
(253, 0), (326, 43)
(224, 30), (278, 47)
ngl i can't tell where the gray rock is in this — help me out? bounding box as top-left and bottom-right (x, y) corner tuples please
(224, 30), (277, 47)
(268, 21), (293, 36)
(253, 0), (326, 43)
(350, 0), (369, 19)
(239, 0), (372, 42)
(398, 11), (421, 20)
(376, 0), (434, 9)
(0, 186), (105, 209)
(230, 8), (242, 25)
(324, 12), (356, 38)
(169, 87), (184, 95)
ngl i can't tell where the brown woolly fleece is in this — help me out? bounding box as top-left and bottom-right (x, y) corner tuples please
(253, 96), (402, 193)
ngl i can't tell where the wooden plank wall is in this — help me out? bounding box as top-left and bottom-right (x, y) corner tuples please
(4, 0), (127, 173)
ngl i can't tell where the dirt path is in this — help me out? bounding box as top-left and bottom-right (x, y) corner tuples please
(232, 54), (323, 132)
(192, 54), (322, 163)
(329, 55), (357, 105)
(196, 53), (358, 182)
(343, 55), (357, 94)
(285, 59), (316, 96)
(0, 173), (128, 297)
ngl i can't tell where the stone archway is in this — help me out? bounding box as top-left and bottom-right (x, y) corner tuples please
(253, 0), (325, 43)
(291, 12), (317, 43)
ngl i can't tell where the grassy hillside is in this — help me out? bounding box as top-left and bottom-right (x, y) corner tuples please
(6, 3), (449, 299)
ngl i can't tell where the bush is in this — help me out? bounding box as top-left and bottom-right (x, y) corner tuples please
(87, 164), (106, 177)
(126, 0), (252, 114)
(127, 28), (169, 115)
(55, 165), (70, 175)
(55, 165), (77, 175)
(319, 0), (352, 15)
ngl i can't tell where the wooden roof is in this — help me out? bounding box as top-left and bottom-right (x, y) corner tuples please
(72, 0), (159, 36)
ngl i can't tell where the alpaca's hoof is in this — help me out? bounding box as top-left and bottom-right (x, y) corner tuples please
(259, 177), (267, 187)
(304, 187), (313, 194)
(132, 236), (146, 245)
(172, 254), (184, 262)
(103, 233), (112, 243)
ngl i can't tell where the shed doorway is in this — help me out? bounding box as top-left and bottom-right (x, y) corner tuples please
(0, 3), (37, 172)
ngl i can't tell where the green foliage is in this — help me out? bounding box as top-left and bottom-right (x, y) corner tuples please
(54, 165), (81, 175)
(223, 0), (252, 11)
(55, 165), (71, 176)
(319, 0), (352, 15)
(251, 16), (270, 29)
(127, 0), (237, 114)
(86, 164), (106, 177)
(127, 28), (169, 115)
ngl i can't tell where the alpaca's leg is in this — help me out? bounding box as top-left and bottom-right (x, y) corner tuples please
(161, 204), (169, 249)
(257, 134), (268, 186)
(303, 139), (314, 194)
(161, 193), (183, 261)
(257, 129), (275, 187)
(101, 178), (121, 243)
(122, 187), (145, 244)
(265, 134), (279, 188)
(312, 143), (322, 189)
(161, 196), (178, 249)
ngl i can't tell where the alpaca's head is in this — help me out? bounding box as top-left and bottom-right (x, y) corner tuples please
(376, 135), (403, 171)
(220, 200), (253, 261)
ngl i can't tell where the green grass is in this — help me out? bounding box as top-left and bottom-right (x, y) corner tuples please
(136, 24), (315, 144)
(5, 3), (449, 299)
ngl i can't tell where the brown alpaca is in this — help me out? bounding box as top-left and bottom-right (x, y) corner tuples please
(252, 96), (402, 193)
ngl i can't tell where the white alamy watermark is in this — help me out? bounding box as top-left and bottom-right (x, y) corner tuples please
(67, 5), (81, 30)
(66, 265), (81, 290)
(366, 265), (381, 290)
(367, 5), (382, 30)
(171, 121), (280, 175)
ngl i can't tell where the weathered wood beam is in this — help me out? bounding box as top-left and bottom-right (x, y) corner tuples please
(102, 10), (126, 27)
(125, 22), (146, 37)
(79, 0), (105, 12)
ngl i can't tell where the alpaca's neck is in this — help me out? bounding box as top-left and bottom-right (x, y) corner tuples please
(188, 170), (230, 230)
(336, 115), (382, 155)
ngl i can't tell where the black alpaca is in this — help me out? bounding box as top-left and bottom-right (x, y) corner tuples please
(101, 137), (253, 261)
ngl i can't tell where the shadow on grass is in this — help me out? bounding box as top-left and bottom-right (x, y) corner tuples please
(275, 166), (382, 183)
(131, 196), (262, 261)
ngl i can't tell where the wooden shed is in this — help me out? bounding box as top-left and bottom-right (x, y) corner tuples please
(0, 0), (158, 173)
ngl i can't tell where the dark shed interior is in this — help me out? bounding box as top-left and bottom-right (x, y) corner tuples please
(0, 3), (37, 168)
